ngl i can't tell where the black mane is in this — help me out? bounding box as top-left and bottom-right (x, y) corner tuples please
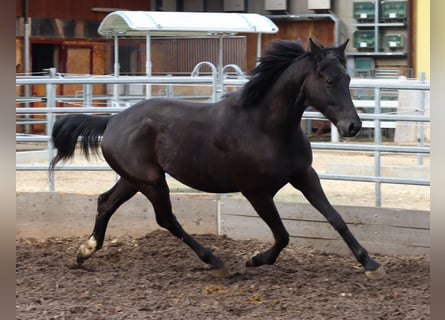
(240, 40), (309, 107)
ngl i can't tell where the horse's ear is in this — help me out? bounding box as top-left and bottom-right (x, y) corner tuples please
(309, 37), (325, 61)
(337, 39), (350, 53)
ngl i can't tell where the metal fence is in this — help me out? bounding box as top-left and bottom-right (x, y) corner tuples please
(16, 68), (430, 207)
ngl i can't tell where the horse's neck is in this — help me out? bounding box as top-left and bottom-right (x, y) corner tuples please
(262, 61), (311, 134)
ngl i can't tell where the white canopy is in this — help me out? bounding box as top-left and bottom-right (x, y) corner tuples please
(98, 11), (279, 101)
(98, 11), (279, 36)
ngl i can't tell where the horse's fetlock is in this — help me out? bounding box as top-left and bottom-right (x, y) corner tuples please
(357, 247), (368, 258)
(278, 236), (289, 248)
(201, 249), (218, 266)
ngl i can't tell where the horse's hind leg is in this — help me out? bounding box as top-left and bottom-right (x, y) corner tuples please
(291, 167), (384, 279)
(136, 176), (228, 277)
(77, 178), (137, 264)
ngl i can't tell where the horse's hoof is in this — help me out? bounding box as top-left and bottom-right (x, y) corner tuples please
(365, 266), (385, 280)
(210, 266), (230, 278)
(76, 236), (97, 264)
(246, 257), (257, 268)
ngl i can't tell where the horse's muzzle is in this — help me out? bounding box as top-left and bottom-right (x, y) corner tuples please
(347, 121), (362, 137)
(337, 120), (362, 137)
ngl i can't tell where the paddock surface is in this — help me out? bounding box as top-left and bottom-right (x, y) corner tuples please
(16, 148), (430, 319)
(16, 230), (429, 319)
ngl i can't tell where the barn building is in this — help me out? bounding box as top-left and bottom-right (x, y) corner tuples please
(15, 0), (429, 137)
(16, 0), (429, 78)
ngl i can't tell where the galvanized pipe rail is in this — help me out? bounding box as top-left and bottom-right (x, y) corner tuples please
(16, 74), (430, 207)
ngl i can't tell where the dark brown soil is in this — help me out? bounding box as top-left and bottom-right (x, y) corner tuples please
(16, 230), (430, 320)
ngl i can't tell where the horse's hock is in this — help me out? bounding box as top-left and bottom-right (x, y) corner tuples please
(16, 192), (429, 257)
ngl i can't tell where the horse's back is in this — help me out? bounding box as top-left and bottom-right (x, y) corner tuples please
(101, 98), (237, 190)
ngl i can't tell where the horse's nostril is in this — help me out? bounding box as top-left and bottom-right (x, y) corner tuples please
(348, 122), (362, 136)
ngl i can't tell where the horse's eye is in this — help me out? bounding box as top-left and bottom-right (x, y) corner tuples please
(326, 79), (334, 87)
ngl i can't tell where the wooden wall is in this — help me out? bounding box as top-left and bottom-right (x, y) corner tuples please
(16, 38), (109, 133)
(16, 193), (430, 257)
(16, 0), (151, 21)
(151, 37), (247, 74)
(16, 193), (219, 239)
(219, 198), (429, 257)
(244, 20), (335, 71)
(16, 1), (336, 74)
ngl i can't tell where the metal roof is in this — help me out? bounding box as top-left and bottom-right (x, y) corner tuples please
(98, 11), (279, 37)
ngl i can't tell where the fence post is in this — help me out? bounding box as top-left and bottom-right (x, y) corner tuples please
(417, 72), (426, 166)
(46, 68), (57, 192)
(83, 83), (92, 107)
(374, 87), (382, 207)
(145, 32), (152, 100)
(112, 34), (120, 108)
(331, 124), (339, 142)
(166, 73), (173, 98)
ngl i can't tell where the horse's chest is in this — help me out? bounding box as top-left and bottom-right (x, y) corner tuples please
(252, 150), (312, 184)
(231, 148), (291, 180)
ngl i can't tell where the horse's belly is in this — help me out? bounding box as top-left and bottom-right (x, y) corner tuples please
(163, 154), (289, 195)
(154, 126), (293, 194)
(166, 167), (239, 194)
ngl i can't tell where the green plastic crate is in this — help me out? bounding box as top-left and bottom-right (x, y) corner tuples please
(354, 57), (374, 70)
(381, 0), (407, 20)
(384, 33), (405, 49)
(353, 2), (376, 20)
(353, 31), (380, 49)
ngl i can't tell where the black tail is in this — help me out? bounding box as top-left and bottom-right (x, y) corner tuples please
(49, 114), (111, 171)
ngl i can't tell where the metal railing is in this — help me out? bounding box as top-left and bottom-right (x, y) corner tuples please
(16, 69), (430, 207)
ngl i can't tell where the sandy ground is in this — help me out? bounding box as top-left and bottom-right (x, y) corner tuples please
(16, 230), (430, 320)
(16, 147), (430, 319)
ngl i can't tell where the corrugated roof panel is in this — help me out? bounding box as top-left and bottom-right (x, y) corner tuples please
(98, 11), (279, 36)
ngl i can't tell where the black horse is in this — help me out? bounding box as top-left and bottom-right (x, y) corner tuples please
(50, 38), (383, 279)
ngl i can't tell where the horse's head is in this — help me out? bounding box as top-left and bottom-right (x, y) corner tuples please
(304, 38), (361, 137)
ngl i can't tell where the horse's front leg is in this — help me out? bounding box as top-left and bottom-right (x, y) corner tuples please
(291, 167), (384, 279)
(242, 192), (289, 267)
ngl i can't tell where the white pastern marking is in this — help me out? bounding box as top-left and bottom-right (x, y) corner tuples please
(78, 236), (97, 258)
(365, 267), (386, 280)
